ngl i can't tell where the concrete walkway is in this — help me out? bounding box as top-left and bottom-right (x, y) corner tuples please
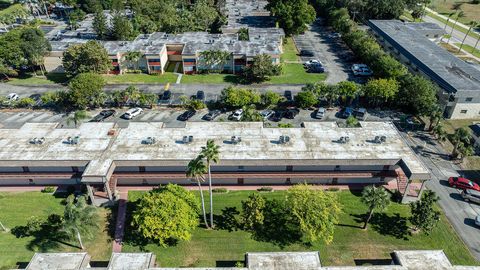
(112, 191), (128, 253)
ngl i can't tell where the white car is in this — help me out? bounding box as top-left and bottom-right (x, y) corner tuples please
(260, 110), (274, 120)
(230, 109), (243, 121)
(351, 64), (373, 76)
(315, 107), (326, 119)
(476, 215), (480, 227)
(6, 93), (19, 101)
(122, 107), (143, 119)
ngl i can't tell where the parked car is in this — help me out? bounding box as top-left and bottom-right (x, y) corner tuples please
(260, 109), (275, 120)
(229, 109), (243, 121)
(351, 64), (373, 76)
(315, 107), (326, 119)
(271, 110), (285, 122)
(91, 109), (116, 122)
(304, 59), (322, 67)
(284, 90), (293, 102)
(449, 177), (480, 191)
(461, 189), (480, 204)
(178, 110), (196, 121)
(6, 93), (19, 101)
(204, 110), (221, 121)
(196, 90), (205, 101)
(340, 107), (354, 118)
(476, 215), (480, 227)
(328, 32), (341, 39)
(300, 50), (314, 57)
(122, 108), (143, 119)
(307, 64), (325, 73)
(354, 108), (367, 121)
(160, 90), (172, 100)
(285, 108), (300, 119)
(29, 94), (43, 107)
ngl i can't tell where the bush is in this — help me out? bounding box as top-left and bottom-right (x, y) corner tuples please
(278, 123), (293, 128)
(212, 187), (228, 193)
(257, 187), (273, 192)
(326, 187), (339, 192)
(41, 186), (56, 193)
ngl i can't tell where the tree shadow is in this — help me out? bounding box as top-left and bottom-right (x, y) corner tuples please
(214, 206), (240, 232)
(352, 213), (410, 240)
(121, 200), (150, 250)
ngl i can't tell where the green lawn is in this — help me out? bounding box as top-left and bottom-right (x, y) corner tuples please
(455, 43), (480, 58)
(281, 37), (300, 62)
(430, 0), (480, 25)
(6, 73), (68, 85)
(0, 192), (112, 269)
(122, 190), (477, 267)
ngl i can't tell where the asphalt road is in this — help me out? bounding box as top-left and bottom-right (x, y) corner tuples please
(423, 14), (478, 48)
(402, 131), (480, 261)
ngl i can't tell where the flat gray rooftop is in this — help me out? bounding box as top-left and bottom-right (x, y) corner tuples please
(247, 252), (321, 270)
(0, 122), (429, 181)
(107, 253), (155, 270)
(369, 20), (480, 94)
(26, 253), (90, 270)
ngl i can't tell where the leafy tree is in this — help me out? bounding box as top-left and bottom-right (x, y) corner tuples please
(241, 193), (266, 231)
(220, 86), (261, 108)
(112, 14), (136, 41)
(336, 81), (360, 105)
(242, 104), (263, 121)
(200, 140), (220, 229)
(427, 106), (443, 131)
(20, 27), (51, 75)
(451, 127), (471, 158)
(345, 115), (359, 127)
(124, 51), (143, 70)
(63, 41), (111, 76)
(198, 50), (231, 73)
(192, 0), (219, 31)
(372, 55), (407, 78)
(138, 93), (157, 108)
(286, 184), (341, 244)
(303, 82), (338, 107)
(238, 27), (249, 41)
(132, 184), (200, 246)
(67, 110), (89, 127)
(363, 78), (399, 106)
(410, 190), (440, 235)
(186, 156), (209, 229)
(295, 90), (318, 108)
(397, 74), (438, 116)
(266, 0), (316, 35)
(68, 9), (87, 30)
(329, 8), (355, 34)
(360, 185), (391, 229)
(458, 143), (474, 162)
(62, 195), (99, 250)
(67, 73), (106, 109)
(16, 97), (35, 108)
(261, 91), (284, 108)
(93, 8), (109, 39)
(433, 124), (447, 142)
(243, 54), (282, 82)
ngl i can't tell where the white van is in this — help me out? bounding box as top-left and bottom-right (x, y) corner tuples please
(122, 108), (143, 119)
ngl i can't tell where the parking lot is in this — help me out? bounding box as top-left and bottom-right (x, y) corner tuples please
(293, 19), (363, 84)
(0, 106), (405, 129)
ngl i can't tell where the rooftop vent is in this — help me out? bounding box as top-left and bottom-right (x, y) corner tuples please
(66, 136), (80, 145)
(142, 137), (156, 145)
(182, 135), (194, 144)
(231, 136), (242, 144)
(338, 136), (350, 144)
(373, 135), (386, 144)
(279, 135), (290, 144)
(29, 137), (45, 145)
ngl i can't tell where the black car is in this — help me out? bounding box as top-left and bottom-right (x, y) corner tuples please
(196, 90), (205, 101)
(284, 90), (293, 101)
(160, 90), (172, 100)
(177, 110), (196, 121)
(271, 110), (285, 122)
(300, 50), (314, 57)
(90, 109), (116, 122)
(204, 110), (221, 121)
(285, 108), (300, 119)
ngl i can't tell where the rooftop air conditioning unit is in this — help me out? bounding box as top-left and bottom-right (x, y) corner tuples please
(279, 135), (290, 144)
(66, 136), (80, 145)
(339, 136), (349, 144)
(182, 135), (194, 144)
(29, 137), (45, 145)
(373, 136), (386, 144)
(142, 137), (156, 145)
(231, 136), (241, 144)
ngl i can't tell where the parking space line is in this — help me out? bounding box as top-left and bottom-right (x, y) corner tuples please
(44, 115), (63, 122)
(3, 113), (30, 122)
(29, 113), (53, 122)
(137, 111), (157, 121)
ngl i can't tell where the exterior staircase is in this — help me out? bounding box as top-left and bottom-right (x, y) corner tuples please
(395, 168), (408, 195)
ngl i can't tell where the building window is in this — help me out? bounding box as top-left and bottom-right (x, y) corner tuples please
(466, 97), (473, 102)
(460, 110), (468, 114)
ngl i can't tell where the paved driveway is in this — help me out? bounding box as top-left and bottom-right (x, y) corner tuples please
(293, 19), (359, 84)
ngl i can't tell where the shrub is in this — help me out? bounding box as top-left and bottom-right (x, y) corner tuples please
(41, 186), (56, 193)
(257, 186), (273, 192)
(278, 123), (293, 128)
(326, 187), (339, 192)
(212, 187), (228, 193)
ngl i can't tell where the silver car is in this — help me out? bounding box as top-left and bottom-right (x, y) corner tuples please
(476, 215), (480, 227)
(315, 107), (326, 119)
(461, 189), (480, 204)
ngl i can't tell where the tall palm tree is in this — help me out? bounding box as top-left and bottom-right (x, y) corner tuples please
(428, 107), (442, 131)
(62, 195), (99, 250)
(451, 127), (471, 158)
(66, 110), (88, 128)
(458, 21), (477, 53)
(199, 50), (231, 73)
(474, 31), (480, 51)
(433, 124), (447, 142)
(360, 185), (391, 229)
(124, 51), (142, 71)
(200, 139), (220, 228)
(441, 11), (456, 43)
(448, 10), (464, 44)
(186, 156), (210, 229)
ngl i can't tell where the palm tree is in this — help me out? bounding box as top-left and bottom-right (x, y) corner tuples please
(448, 10), (464, 44)
(66, 110), (88, 128)
(433, 124), (447, 142)
(199, 50), (231, 73)
(458, 143), (474, 162)
(451, 127), (471, 158)
(62, 195), (99, 250)
(186, 156), (210, 229)
(442, 12), (456, 42)
(428, 107), (442, 131)
(474, 31), (480, 51)
(124, 51), (142, 71)
(458, 21), (477, 53)
(360, 185), (391, 229)
(200, 139), (220, 228)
